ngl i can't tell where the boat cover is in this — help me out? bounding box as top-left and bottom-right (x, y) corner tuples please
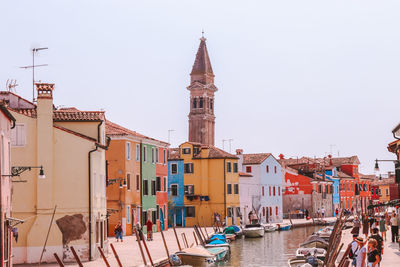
(231, 225), (241, 232)
(209, 239), (227, 245)
(300, 235), (329, 247)
(224, 226), (236, 234)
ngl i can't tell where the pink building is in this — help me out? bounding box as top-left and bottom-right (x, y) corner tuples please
(0, 103), (15, 267)
(156, 146), (168, 231)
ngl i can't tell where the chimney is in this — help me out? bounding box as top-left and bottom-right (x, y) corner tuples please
(328, 154), (333, 166)
(36, 83), (54, 209)
(236, 149), (243, 155)
(279, 154), (284, 160)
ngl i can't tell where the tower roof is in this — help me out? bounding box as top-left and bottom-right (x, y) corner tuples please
(190, 37), (214, 81)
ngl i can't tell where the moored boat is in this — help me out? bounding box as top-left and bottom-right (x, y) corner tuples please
(243, 224), (265, 238)
(175, 246), (217, 266)
(263, 224), (278, 232)
(295, 247), (326, 261)
(277, 223), (292, 231)
(299, 235), (329, 249)
(287, 257), (324, 267)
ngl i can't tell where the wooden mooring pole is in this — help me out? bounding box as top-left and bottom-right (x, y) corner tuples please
(70, 246), (83, 267)
(98, 247), (111, 267)
(110, 243), (123, 267)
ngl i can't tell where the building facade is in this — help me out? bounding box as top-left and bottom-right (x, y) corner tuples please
(168, 149), (185, 227)
(1, 84), (107, 263)
(0, 103), (15, 267)
(155, 145), (169, 231)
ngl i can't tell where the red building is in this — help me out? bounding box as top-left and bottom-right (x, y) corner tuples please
(338, 171), (356, 210)
(155, 146), (169, 231)
(371, 184), (380, 205)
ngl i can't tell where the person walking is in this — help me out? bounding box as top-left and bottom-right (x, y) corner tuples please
(146, 217), (153, 241)
(355, 237), (367, 267)
(362, 214), (369, 239)
(352, 216), (361, 236)
(369, 228), (383, 260)
(379, 216), (387, 241)
(321, 207), (326, 218)
(114, 221), (123, 242)
(390, 212), (399, 243)
(349, 234), (359, 266)
(367, 238), (380, 267)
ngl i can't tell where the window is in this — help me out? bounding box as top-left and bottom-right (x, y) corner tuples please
(193, 98), (197, 108)
(152, 148), (155, 163)
(11, 124), (26, 146)
(273, 186), (276, 196)
(269, 186), (271, 196)
(143, 146), (147, 162)
(233, 163), (238, 173)
(163, 149), (166, 164)
(182, 148), (191, 154)
(227, 162), (232, 172)
(236, 207), (242, 218)
(263, 207), (265, 216)
(278, 186), (280, 196)
(234, 184), (239, 194)
(136, 175), (140, 191)
(185, 206), (195, 217)
(184, 163), (193, 173)
(184, 185), (194, 195)
(127, 173), (131, 190)
(386, 189), (389, 196)
(171, 184), (178, 196)
(156, 205), (159, 220)
(227, 207), (233, 218)
(136, 144), (140, 161)
(246, 166), (252, 173)
(210, 99), (213, 110)
(227, 184), (232, 194)
(266, 165), (269, 173)
(199, 97), (203, 108)
(151, 180), (156, 195)
(319, 185), (322, 193)
(152, 210), (156, 224)
(274, 166), (277, 173)
(156, 177), (161, 191)
(276, 207), (278, 216)
(156, 148), (159, 163)
(171, 163), (178, 174)
(262, 186), (264, 196)
(193, 147), (200, 154)
(126, 142), (131, 160)
(164, 177), (167, 191)
(127, 205), (131, 224)
(143, 180), (148, 195)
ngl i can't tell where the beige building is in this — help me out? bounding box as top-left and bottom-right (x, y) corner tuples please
(0, 84), (107, 263)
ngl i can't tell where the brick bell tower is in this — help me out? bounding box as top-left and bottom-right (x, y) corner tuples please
(187, 35), (218, 146)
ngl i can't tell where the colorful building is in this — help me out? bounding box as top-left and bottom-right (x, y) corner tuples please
(155, 144), (169, 231)
(175, 142), (240, 227)
(325, 167), (340, 216)
(168, 148), (185, 227)
(1, 84), (107, 263)
(0, 103), (15, 266)
(237, 150), (283, 223)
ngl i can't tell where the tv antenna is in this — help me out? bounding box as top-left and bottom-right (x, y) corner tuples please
(5, 79), (18, 93)
(19, 47), (48, 102)
(222, 139), (233, 153)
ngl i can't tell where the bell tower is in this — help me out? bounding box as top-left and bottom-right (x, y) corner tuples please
(187, 36), (218, 146)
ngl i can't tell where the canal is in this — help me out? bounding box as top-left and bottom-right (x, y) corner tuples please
(218, 225), (321, 267)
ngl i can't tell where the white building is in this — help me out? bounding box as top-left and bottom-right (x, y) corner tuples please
(237, 149), (283, 224)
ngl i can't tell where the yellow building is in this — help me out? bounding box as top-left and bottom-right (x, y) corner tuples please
(176, 142), (240, 227)
(0, 84), (107, 263)
(379, 184), (391, 203)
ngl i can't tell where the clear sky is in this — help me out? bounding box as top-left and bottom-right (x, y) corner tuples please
(1, 1), (399, 174)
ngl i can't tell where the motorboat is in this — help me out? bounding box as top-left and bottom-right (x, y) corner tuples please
(300, 235), (329, 249)
(287, 257), (324, 267)
(277, 223), (292, 231)
(295, 247), (326, 261)
(263, 224), (278, 232)
(243, 224), (265, 238)
(225, 225), (243, 236)
(175, 245), (229, 266)
(315, 226), (333, 240)
(204, 238), (230, 249)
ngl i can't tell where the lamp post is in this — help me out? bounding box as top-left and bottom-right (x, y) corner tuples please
(106, 178), (127, 189)
(2, 166), (46, 180)
(374, 159), (400, 201)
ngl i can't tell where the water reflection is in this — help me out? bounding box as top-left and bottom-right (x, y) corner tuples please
(218, 226), (321, 267)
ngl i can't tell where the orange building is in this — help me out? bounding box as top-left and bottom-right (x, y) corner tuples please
(106, 121), (143, 236)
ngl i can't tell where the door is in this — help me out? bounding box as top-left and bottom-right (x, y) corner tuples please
(176, 208), (182, 226)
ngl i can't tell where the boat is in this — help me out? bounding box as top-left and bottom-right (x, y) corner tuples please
(287, 257), (324, 267)
(315, 227), (332, 240)
(204, 238), (230, 249)
(243, 224), (265, 238)
(299, 235), (329, 249)
(295, 247), (327, 261)
(175, 245), (229, 266)
(225, 225), (243, 236)
(277, 223), (292, 231)
(263, 224), (278, 232)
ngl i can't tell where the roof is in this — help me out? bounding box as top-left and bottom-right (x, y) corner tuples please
(53, 108), (104, 122)
(196, 146), (238, 159)
(54, 125), (97, 142)
(336, 171), (353, 179)
(242, 153), (272, 165)
(359, 174), (375, 180)
(0, 102), (15, 123)
(106, 120), (169, 145)
(190, 37), (214, 77)
(168, 148), (181, 160)
(280, 156), (360, 168)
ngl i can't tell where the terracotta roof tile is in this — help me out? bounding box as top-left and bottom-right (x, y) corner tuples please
(242, 153), (272, 165)
(53, 109), (104, 121)
(193, 146), (238, 159)
(190, 38), (214, 76)
(168, 148), (181, 160)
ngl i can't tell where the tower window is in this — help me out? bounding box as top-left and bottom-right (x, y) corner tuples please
(193, 98), (197, 108)
(210, 99), (213, 110)
(199, 97), (203, 108)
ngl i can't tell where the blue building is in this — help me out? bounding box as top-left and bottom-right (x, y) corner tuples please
(325, 168), (340, 216)
(168, 148), (185, 227)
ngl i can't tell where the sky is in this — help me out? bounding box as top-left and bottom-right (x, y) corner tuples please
(1, 0), (400, 174)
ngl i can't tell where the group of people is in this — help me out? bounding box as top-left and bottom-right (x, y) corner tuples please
(114, 217), (154, 242)
(349, 210), (400, 267)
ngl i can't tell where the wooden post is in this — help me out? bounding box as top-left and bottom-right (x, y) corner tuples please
(39, 205), (57, 266)
(160, 229), (170, 262)
(70, 246), (83, 267)
(194, 225), (205, 246)
(140, 231), (154, 267)
(182, 233), (189, 248)
(53, 253), (64, 267)
(134, 229), (147, 266)
(193, 231), (198, 245)
(173, 226), (182, 251)
(110, 243), (123, 267)
(204, 226), (210, 239)
(198, 224), (207, 241)
(98, 247), (111, 267)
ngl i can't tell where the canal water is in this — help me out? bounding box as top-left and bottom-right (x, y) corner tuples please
(217, 225), (321, 267)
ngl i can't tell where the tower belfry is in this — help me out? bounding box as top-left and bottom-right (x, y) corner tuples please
(187, 36), (218, 146)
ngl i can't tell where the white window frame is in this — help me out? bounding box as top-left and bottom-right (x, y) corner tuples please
(156, 148), (159, 163)
(126, 205), (131, 224)
(163, 149), (166, 164)
(171, 163), (178, 174)
(126, 142), (131, 160)
(152, 148), (155, 164)
(11, 123), (26, 147)
(143, 145), (147, 162)
(136, 144), (140, 161)
(127, 173), (131, 191)
(171, 184), (178, 196)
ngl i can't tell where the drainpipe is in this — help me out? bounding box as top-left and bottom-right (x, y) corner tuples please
(140, 141), (143, 227)
(97, 120), (103, 143)
(224, 159), (226, 223)
(88, 145), (98, 261)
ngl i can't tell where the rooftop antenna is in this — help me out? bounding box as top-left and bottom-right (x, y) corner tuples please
(222, 139), (233, 153)
(19, 47), (48, 102)
(202, 29), (204, 38)
(5, 79), (18, 93)
(168, 129), (175, 144)
(329, 144), (336, 155)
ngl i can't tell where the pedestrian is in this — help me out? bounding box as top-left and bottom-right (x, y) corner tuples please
(317, 208), (320, 219)
(352, 216), (361, 236)
(390, 212), (399, 243)
(354, 237), (367, 267)
(146, 217), (153, 241)
(367, 238), (380, 267)
(321, 207), (325, 218)
(362, 214), (369, 239)
(336, 208), (339, 217)
(114, 221), (123, 242)
(305, 209), (309, 219)
(379, 216), (387, 241)
(369, 228), (383, 260)
(349, 234), (359, 266)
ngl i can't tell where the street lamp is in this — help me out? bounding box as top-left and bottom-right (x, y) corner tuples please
(2, 166), (46, 179)
(106, 178), (127, 188)
(374, 159), (400, 200)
